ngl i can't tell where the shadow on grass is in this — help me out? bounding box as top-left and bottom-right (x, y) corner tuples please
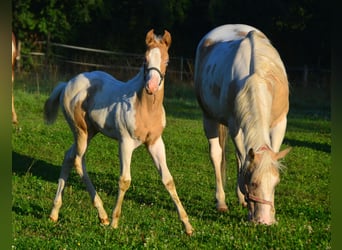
(283, 138), (331, 153)
(12, 151), (60, 182)
(12, 151), (247, 223)
(11, 151), (185, 216)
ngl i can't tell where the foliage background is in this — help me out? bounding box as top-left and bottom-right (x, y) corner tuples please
(12, 0), (330, 69)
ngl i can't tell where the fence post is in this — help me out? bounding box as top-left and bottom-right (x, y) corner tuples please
(180, 57), (183, 81)
(303, 64), (308, 87)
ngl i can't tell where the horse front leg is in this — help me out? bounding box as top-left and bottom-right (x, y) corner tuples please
(270, 117), (287, 152)
(148, 136), (193, 235)
(232, 128), (247, 207)
(110, 139), (134, 229)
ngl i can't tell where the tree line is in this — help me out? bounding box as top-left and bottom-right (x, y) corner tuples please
(12, 0), (330, 69)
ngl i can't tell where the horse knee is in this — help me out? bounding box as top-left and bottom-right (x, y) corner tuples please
(165, 179), (175, 190)
(119, 177), (131, 191)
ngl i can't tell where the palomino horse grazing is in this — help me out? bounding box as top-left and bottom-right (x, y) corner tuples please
(44, 29), (193, 235)
(12, 32), (18, 124)
(194, 24), (291, 225)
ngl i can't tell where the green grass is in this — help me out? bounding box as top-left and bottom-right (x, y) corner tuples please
(12, 82), (330, 249)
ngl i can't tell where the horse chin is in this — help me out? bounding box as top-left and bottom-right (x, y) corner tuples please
(248, 210), (277, 225)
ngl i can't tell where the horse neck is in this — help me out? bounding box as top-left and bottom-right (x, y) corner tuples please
(134, 66), (164, 112)
(137, 82), (165, 112)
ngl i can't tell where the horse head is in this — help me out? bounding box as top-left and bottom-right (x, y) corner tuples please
(242, 146), (291, 225)
(144, 29), (171, 95)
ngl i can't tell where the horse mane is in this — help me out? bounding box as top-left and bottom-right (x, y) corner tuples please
(235, 75), (270, 153)
(235, 31), (288, 160)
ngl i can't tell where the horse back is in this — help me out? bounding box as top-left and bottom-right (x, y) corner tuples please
(194, 25), (259, 123)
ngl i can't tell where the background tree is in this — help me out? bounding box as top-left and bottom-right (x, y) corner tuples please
(12, 0), (330, 69)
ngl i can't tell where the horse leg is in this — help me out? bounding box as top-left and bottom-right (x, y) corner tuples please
(231, 128), (247, 207)
(50, 145), (75, 222)
(147, 136), (193, 235)
(203, 118), (228, 212)
(12, 76), (18, 124)
(110, 139), (133, 229)
(270, 117), (287, 152)
(73, 128), (109, 225)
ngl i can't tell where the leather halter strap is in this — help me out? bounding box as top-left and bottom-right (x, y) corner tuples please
(244, 184), (274, 208)
(245, 192), (274, 208)
(144, 66), (164, 86)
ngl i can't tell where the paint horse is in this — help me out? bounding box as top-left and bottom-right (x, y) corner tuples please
(44, 29), (193, 235)
(194, 24), (291, 225)
(12, 32), (18, 124)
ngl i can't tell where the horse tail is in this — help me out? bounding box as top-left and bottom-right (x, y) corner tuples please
(218, 123), (228, 188)
(44, 82), (67, 124)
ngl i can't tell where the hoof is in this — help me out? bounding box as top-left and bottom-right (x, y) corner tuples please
(185, 227), (194, 236)
(49, 215), (58, 222)
(100, 218), (110, 226)
(217, 205), (228, 212)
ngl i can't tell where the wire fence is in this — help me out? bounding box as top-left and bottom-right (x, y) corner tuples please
(14, 40), (330, 93)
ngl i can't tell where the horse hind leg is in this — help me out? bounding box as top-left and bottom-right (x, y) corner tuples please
(76, 105), (109, 225)
(204, 119), (228, 212)
(12, 77), (18, 124)
(50, 145), (75, 222)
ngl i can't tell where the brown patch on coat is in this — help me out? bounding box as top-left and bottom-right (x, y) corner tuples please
(74, 99), (88, 133)
(134, 89), (165, 145)
(262, 67), (289, 128)
(134, 30), (171, 145)
(235, 30), (248, 37)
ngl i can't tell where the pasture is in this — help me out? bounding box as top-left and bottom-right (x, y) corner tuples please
(12, 78), (330, 249)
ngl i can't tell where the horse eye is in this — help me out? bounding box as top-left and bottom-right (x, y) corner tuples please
(250, 182), (258, 189)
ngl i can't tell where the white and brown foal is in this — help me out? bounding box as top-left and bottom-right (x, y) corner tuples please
(44, 29), (193, 235)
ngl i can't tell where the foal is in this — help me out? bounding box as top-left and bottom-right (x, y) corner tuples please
(44, 29), (193, 235)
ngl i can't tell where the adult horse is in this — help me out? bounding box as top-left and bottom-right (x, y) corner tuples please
(12, 32), (18, 124)
(194, 24), (291, 225)
(44, 29), (193, 235)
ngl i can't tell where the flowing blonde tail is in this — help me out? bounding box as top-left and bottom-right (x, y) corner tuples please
(44, 82), (67, 124)
(218, 124), (228, 188)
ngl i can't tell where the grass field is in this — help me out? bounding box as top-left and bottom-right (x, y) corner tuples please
(12, 79), (331, 249)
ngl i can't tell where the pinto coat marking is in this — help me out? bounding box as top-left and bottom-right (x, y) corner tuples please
(194, 24), (291, 225)
(44, 30), (193, 235)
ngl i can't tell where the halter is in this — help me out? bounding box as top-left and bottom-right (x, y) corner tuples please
(244, 187), (274, 209)
(143, 64), (165, 86)
(244, 144), (275, 210)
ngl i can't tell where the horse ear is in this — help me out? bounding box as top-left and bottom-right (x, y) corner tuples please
(146, 29), (155, 46)
(163, 30), (172, 48)
(248, 148), (255, 161)
(276, 147), (292, 160)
